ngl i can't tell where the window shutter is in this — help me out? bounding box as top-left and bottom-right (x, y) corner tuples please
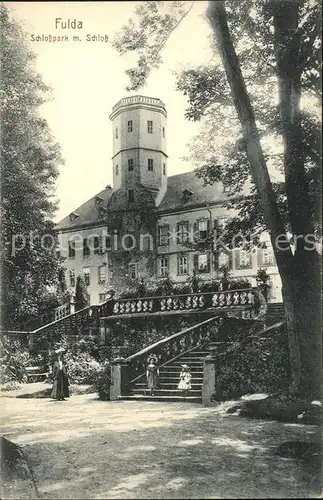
(207, 219), (211, 236)
(177, 255), (180, 274)
(228, 250), (233, 270)
(206, 253), (211, 273)
(257, 249), (263, 266)
(176, 223), (180, 244)
(234, 249), (240, 269)
(193, 222), (198, 242)
(213, 252), (219, 271)
(194, 254), (199, 271)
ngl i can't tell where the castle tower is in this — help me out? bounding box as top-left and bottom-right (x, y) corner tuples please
(109, 96), (167, 203)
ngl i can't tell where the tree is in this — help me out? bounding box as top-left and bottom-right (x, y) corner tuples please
(112, 0), (322, 398)
(74, 276), (89, 311)
(0, 5), (64, 329)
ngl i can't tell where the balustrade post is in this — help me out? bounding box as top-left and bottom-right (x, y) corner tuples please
(99, 318), (107, 345)
(70, 296), (76, 315)
(110, 358), (130, 401)
(202, 347), (218, 407)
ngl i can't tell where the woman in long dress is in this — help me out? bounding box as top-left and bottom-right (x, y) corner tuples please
(51, 350), (69, 401)
(146, 355), (159, 396)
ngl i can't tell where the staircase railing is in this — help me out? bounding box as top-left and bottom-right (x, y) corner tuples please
(97, 288), (256, 318)
(27, 305), (98, 351)
(115, 316), (223, 395)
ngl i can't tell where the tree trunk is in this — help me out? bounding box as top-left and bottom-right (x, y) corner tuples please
(206, 1), (322, 399)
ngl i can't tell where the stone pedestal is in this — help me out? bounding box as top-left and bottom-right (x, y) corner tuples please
(110, 358), (129, 401)
(202, 349), (217, 407)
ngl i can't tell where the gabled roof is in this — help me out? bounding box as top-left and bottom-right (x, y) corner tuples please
(56, 170), (252, 231)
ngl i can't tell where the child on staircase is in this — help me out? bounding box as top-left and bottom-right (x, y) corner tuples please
(178, 364), (192, 396)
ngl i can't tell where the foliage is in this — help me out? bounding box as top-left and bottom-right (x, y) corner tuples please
(74, 275), (89, 311)
(214, 325), (290, 400)
(64, 351), (101, 385)
(0, 5), (64, 330)
(0, 336), (32, 383)
(93, 360), (111, 400)
(256, 268), (270, 285)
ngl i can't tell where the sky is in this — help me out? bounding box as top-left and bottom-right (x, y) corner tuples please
(8, 1), (214, 222)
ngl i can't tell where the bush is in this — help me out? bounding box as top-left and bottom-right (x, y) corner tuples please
(0, 336), (33, 384)
(93, 360), (111, 400)
(214, 324), (290, 400)
(64, 351), (101, 385)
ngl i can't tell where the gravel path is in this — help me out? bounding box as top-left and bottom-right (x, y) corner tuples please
(0, 391), (321, 499)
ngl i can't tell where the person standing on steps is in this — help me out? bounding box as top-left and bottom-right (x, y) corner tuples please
(51, 348), (70, 401)
(146, 354), (159, 397)
(178, 364), (192, 396)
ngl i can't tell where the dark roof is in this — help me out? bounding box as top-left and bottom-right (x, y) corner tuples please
(56, 170), (251, 231)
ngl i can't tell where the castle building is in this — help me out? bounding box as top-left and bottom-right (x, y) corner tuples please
(56, 95), (283, 304)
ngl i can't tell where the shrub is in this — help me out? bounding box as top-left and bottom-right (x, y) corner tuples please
(64, 351), (101, 385)
(0, 336), (32, 384)
(93, 360), (111, 400)
(214, 324), (290, 400)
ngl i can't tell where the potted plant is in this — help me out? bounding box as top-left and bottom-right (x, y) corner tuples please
(256, 268), (271, 301)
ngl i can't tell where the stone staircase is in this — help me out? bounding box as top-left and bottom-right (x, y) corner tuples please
(118, 344), (222, 403)
(266, 302), (285, 325)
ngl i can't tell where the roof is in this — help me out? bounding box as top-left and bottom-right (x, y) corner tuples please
(56, 170), (252, 231)
(157, 171), (251, 212)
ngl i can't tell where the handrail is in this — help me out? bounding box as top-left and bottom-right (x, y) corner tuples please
(31, 305), (91, 334)
(125, 317), (218, 362)
(115, 288), (253, 304)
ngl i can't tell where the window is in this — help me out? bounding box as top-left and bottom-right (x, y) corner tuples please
(158, 225), (169, 246)
(83, 238), (90, 257)
(147, 120), (153, 133)
(104, 235), (112, 251)
(69, 270), (75, 287)
(129, 263), (137, 279)
(177, 222), (189, 244)
(83, 267), (90, 286)
(99, 293), (107, 303)
(127, 120), (133, 132)
(115, 128), (118, 139)
(195, 254), (210, 274)
(263, 247), (275, 266)
(162, 126), (165, 138)
(163, 163), (166, 175)
(115, 165), (119, 176)
(98, 265), (106, 283)
(93, 236), (100, 254)
(128, 189), (134, 202)
(56, 250), (61, 259)
(128, 158), (134, 171)
(158, 257), (168, 277)
(217, 250), (232, 271)
(178, 255), (188, 275)
(236, 249), (252, 269)
(197, 220), (210, 240)
(68, 241), (75, 258)
(148, 158), (154, 171)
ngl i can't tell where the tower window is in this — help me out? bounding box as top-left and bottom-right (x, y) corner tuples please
(148, 158), (154, 171)
(115, 165), (119, 176)
(147, 120), (153, 134)
(127, 120), (133, 132)
(128, 158), (134, 171)
(163, 163), (166, 175)
(115, 128), (118, 139)
(128, 189), (134, 202)
(162, 126), (165, 138)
